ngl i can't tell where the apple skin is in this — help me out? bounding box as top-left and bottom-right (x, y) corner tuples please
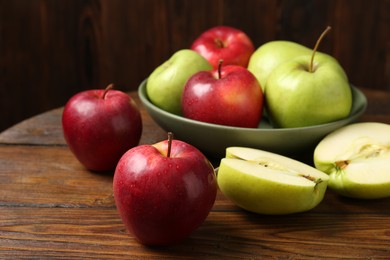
(146, 49), (212, 115)
(248, 41), (312, 91)
(191, 26), (254, 69)
(314, 122), (390, 199)
(113, 139), (217, 246)
(217, 147), (329, 215)
(265, 53), (352, 128)
(62, 87), (142, 171)
(182, 65), (263, 128)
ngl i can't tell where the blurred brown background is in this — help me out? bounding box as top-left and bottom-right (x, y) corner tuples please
(1, 0), (389, 132)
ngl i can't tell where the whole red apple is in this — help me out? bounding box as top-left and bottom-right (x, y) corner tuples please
(62, 84), (142, 171)
(182, 62), (263, 128)
(191, 25), (254, 68)
(113, 133), (217, 246)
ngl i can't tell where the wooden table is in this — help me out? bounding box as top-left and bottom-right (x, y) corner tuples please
(1, 87), (389, 259)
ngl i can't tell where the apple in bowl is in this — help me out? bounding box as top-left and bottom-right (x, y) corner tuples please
(263, 27), (352, 128)
(146, 49), (212, 115)
(181, 62), (263, 128)
(248, 40), (312, 91)
(191, 25), (254, 69)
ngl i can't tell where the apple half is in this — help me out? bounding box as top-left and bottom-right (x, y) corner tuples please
(217, 147), (329, 215)
(314, 122), (390, 199)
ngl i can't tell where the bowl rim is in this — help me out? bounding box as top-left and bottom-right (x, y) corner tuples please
(138, 78), (367, 133)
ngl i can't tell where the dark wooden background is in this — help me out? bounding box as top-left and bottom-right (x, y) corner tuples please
(1, 0), (389, 132)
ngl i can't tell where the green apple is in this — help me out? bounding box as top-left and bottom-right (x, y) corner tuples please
(146, 49), (212, 115)
(265, 52), (352, 128)
(264, 27), (352, 128)
(314, 122), (390, 199)
(217, 147), (329, 215)
(248, 40), (311, 90)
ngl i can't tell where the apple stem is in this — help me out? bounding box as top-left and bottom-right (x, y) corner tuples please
(167, 132), (173, 158)
(102, 84), (114, 99)
(309, 26), (332, 73)
(218, 59), (224, 79)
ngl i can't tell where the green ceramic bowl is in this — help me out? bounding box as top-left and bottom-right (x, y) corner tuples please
(138, 79), (367, 159)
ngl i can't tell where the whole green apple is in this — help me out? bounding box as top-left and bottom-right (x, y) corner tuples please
(314, 122), (390, 199)
(217, 147), (329, 215)
(248, 41), (311, 91)
(260, 27), (352, 128)
(146, 49), (212, 115)
(265, 51), (352, 128)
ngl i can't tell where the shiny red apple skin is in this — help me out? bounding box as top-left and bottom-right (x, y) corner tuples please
(191, 26), (254, 68)
(113, 139), (217, 246)
(62, 88), (142, 171)
(182, 65), (263, 128)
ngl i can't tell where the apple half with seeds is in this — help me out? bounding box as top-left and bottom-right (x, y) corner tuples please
(314, 122), (390, 199)
(217, 147), (329, 215)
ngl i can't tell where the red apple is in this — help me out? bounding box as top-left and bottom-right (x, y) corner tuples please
(181, 62), (264, 128)
(113, 133), (217, 246)
(191, 25), (255, 69)
(62, 84), (142, 171)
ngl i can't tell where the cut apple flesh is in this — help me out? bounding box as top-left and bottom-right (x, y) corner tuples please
(217, 147), (329, 215)
(339, 158), (390, 183)
(229, 156), (320, 184)
(222, 158), (321, 186)
(314, 122), (390, 199)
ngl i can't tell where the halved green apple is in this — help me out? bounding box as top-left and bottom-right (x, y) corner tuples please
(217, 147), (329, 215)
(314, 122), (390, 199)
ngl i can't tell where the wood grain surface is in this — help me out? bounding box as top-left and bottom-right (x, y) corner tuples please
(1, 90), (390, 259)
